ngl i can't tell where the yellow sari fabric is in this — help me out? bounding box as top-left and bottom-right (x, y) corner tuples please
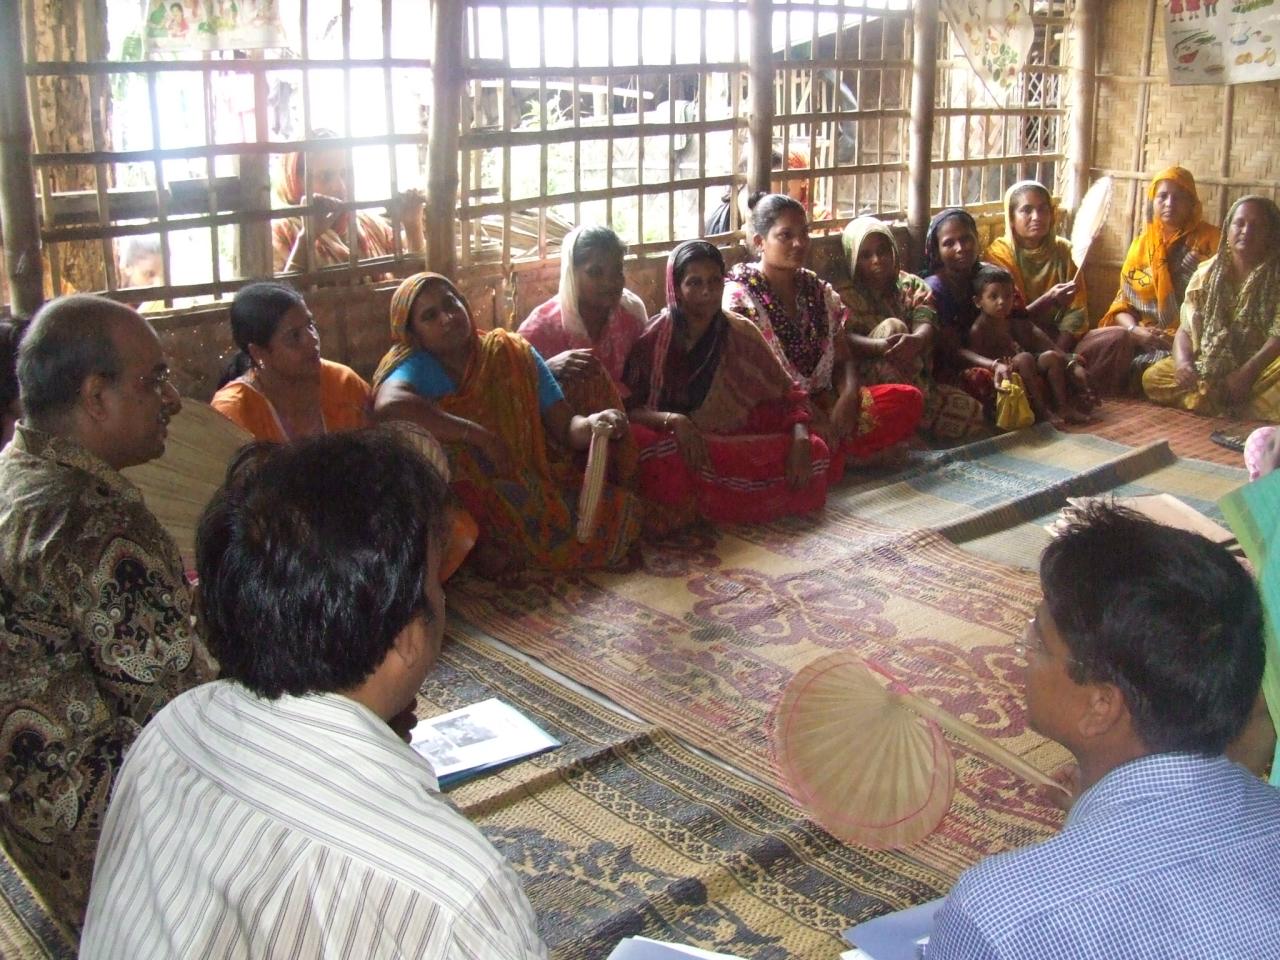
(1099, 166), (1220, 332)
(985, 180), (1089, 336)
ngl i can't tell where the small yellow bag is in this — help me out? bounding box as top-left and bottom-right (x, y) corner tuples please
(995, 372), (1035, 431)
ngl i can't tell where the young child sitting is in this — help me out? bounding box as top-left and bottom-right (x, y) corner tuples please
(969, 265), (1095, 426)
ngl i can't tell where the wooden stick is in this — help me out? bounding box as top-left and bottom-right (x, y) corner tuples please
(428, 0), (463, 277)
(897, 689), (1070, 797)
(907, 0), (939, 270)
(747, 0), (773, 198)
(1, 0), (44, 318)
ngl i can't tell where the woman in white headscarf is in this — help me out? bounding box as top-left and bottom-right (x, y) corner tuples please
(518, 224), (645, 480)
(519, 225), (650, 395)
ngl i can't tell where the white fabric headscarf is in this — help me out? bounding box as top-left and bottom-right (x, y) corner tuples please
(557, 225), (648, 344)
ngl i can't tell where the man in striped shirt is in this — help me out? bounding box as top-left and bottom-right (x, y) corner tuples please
(928, 503), (1280, 959)
(81, 429), (546, 959)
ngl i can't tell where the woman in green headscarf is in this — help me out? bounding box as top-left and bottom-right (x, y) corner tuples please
(1142, 195), (1280, 419)
(841, 216), (986, 439)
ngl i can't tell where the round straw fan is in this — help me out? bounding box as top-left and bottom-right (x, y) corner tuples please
(122, 401), (251, 563)
(775, 651), (955, 849)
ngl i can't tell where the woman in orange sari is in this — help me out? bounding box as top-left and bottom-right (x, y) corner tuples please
(272, 129), (424, 276)
(212, 282), (370, 442)
(213, 280), (476, 579)
(1098, 166), (1220, 392)
(372, 273), (641, 578)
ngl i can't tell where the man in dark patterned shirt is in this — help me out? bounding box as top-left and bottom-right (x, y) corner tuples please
(0, 295), (216, 930)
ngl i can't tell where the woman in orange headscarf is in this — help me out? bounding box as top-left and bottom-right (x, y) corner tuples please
(1099, 166), (1221, 389)
(272, 129), (424, 276)
(372, 273), (641, 578)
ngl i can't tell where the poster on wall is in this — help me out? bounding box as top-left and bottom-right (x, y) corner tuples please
(144, 0), (288, 54)
(940, 1), (1036, 105)
(1166, 0), (1280, 85)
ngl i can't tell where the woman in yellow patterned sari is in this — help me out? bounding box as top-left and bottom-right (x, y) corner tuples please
(372, 273), (641, 578)
(1098, 166), (1220, 391)
(1143, 196), (1280, 420)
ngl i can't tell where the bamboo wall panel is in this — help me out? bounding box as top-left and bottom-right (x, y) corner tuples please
(1090, 0), (1280, 323)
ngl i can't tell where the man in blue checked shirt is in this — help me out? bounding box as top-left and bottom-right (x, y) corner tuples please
(928, 501), (1280, 960)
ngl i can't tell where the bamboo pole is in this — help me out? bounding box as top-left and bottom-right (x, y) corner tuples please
(427, 0), (463, 276)
(0, 0), (44, 319)
(1066, 0), (1097, 213)
(1218, 85), (1235, 225)
(747, 0), (773, 198)
(907, 0), (938, 270)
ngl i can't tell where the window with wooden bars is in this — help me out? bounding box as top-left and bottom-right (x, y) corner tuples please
(12, 0), (434, 313)
(932, 0), (1074, 213)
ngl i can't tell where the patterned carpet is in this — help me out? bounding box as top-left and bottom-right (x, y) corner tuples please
(423, 628), (956, 959)
(450, 524), (1071, 887)
(0, 848), (73, 960)
(1, 407), (1256, 958)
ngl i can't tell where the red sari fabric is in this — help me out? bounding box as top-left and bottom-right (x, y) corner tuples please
(625, 305), (829, 526)
(814, 383), (925, 481)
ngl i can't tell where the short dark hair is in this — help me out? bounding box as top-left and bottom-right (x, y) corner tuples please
(571, 225), (626, 267)
(17, 294), (130, 422)
(195, 428), (450, 699)
(972, 264), (1014, 297)
(219, 281), (308, 386)
(1040, 502), (1264, 755)
(748, 191), (806, 238)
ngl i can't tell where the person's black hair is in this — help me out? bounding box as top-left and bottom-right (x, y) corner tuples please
(17, 294), (128, 423)
(571, 225), (626, 268)
(972, 264), (1014, 297)
(669, 240), (726, 323)
(923, 207), (978, 276)
(0, 320), (21, 412)
(747, 191), (806, 239)
(1039, 501), (1264, 755)
(218, 281), (307, 387)
(671, 240), (725, 290)
(195, 428), (450, 699)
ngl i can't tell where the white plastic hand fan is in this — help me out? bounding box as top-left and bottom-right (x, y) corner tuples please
(1069, 175), (1114, 283)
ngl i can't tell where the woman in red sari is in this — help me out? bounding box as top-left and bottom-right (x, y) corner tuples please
(723, 193), (923, 479)
(623, 241), (830, 527)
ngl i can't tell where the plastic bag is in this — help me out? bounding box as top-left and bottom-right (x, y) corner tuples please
(995, 372), (1035, 431)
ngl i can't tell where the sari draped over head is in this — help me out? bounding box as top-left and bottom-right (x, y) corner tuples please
(271, 133), (396, 273)
(840, 217), (939, 337)
(1184, 196), (1280, 382)
(374, 272), (641, 570)
(923, 207), (979, 278)
(622, 242), (828, 526)
(836, 216), (980, 439)
(986, 180), (1089, 336)
(517, 225), (649, 390)
(722, 263), (839, 395)
(629, 246), (810, 436)
(1100, 166), (1221, 332)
